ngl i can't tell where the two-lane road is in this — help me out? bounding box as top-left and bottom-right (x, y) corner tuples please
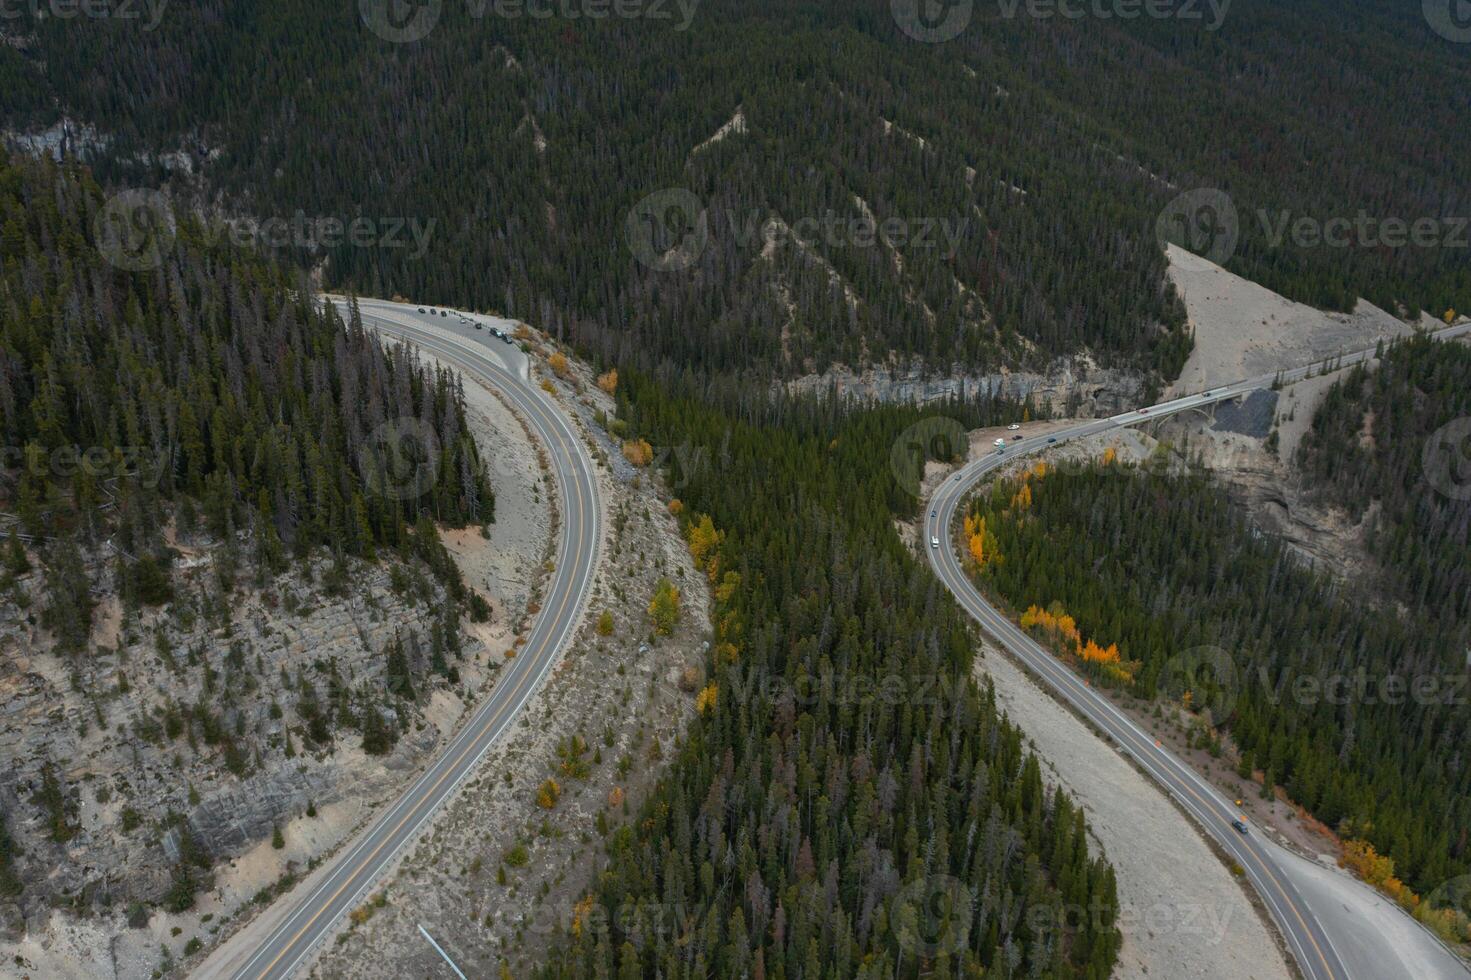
(205, 297), (602, 980)
(926, 321), (1471, 980)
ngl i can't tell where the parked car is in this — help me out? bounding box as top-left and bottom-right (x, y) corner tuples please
(1007, 423), (1020, 430)
(417, 307), (425, 313)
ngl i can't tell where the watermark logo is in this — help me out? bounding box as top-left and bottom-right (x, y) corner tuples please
(741, 212), (967, 257)
(890, 417), (968, 500)
(0, 0), (169, 30)
(995, 0), (1230, 30)
(625, 189), (709, 273)
(725, 669), (973, 710)
(1157, 188), (1238, 267)
(1424, 874), (1471, 924)
(94, 189), (175, 272)
(360, 0), (442, 42)
(1, 444), (169, 489)
(358, 417), (442, 502)
(1257, 211), (1469, 251)
(1425, 0), (1471, 43)
(1258, 666), (1468, 708)
(1157, 644), (1238, 723)
(1423, 417), (1471, 501)
(891, 0), (973, 43)
(205, 212), (437, 259)
(892, 873), (973, 956)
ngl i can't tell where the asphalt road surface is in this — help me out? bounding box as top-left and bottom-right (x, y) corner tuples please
(219, 297), (601, 980)
(926, 321), (1471, 980)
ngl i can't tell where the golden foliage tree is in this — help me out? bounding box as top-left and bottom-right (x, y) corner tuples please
(622, 439), (653, 467)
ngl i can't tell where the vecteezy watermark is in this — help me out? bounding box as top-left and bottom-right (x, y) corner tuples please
(740, 211), (968, 257)
(0, 0), (168, 30)
(996, 0), (1229, 29)
(1256, 666), (1469, 708)
(521, 897), (718, 945)
(1424, 0), (1471, 43)
(357, 417), (442, 502)
(625, 191), (969, 273)
(1156, 188), (1239, 267)
(1423, 875), (1471, 927)
(94, 189), (176, 272)
(892, 0), (1227, 42)
(359, 0), (442, 42)
(93, 190), (438, 270)
(725, 669), (974, 710)
(625, 189), (710, 273)
(1157, 644), (1239, 722)
(892, 874), (973, 956)
(892, 0), (974, 43)
(1026, 897), (1235, 945)
(359, 0), (699, 42)
(0, 444), (170, 488)
(891, 417), (969, 499)
(1257, 211), (1471, 251)
(204, 213), (437, 260)
(1423, 417), (1471, 501)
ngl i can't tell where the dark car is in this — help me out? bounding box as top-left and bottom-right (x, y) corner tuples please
(1047, 437), (1057, 444)
(1231, 818), (1249, 835)
(418, 307), (425, 313)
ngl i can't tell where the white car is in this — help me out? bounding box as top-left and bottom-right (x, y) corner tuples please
(930, 536), (940, 549)
(993, 438), (1006, 447)
(1007, 423), (1020, 430)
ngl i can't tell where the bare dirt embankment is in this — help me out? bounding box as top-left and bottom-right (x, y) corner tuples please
(1164, 242), (1423, 396)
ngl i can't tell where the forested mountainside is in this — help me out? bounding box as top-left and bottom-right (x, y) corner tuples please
(5, 1), (1469, 383)
(0, 152), (495, 912)
(962, 456), (1470, 918)
(536, 380), (1120, 977)
(1295, 336), (1471, 638)
(0, 152), (492, 574)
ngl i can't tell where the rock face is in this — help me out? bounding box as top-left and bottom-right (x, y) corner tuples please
(0, 543), (477, 916)
(1211, 389), (1279, 439)
(785, 359), (1146, 418)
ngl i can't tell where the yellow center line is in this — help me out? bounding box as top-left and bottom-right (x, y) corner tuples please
(251, 323), (591, 979)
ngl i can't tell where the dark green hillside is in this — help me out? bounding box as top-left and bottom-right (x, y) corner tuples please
(1296, 336), (1471, 638)
(0, 150), (493, 632)
(6, 1), (1467, 382)
(964, 458), (1469, 898)
(535, 383), (1121, 977)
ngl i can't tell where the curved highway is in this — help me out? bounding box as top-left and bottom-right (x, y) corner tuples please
(926, 321), (1471, 980)
(214, 297), (601, 980)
